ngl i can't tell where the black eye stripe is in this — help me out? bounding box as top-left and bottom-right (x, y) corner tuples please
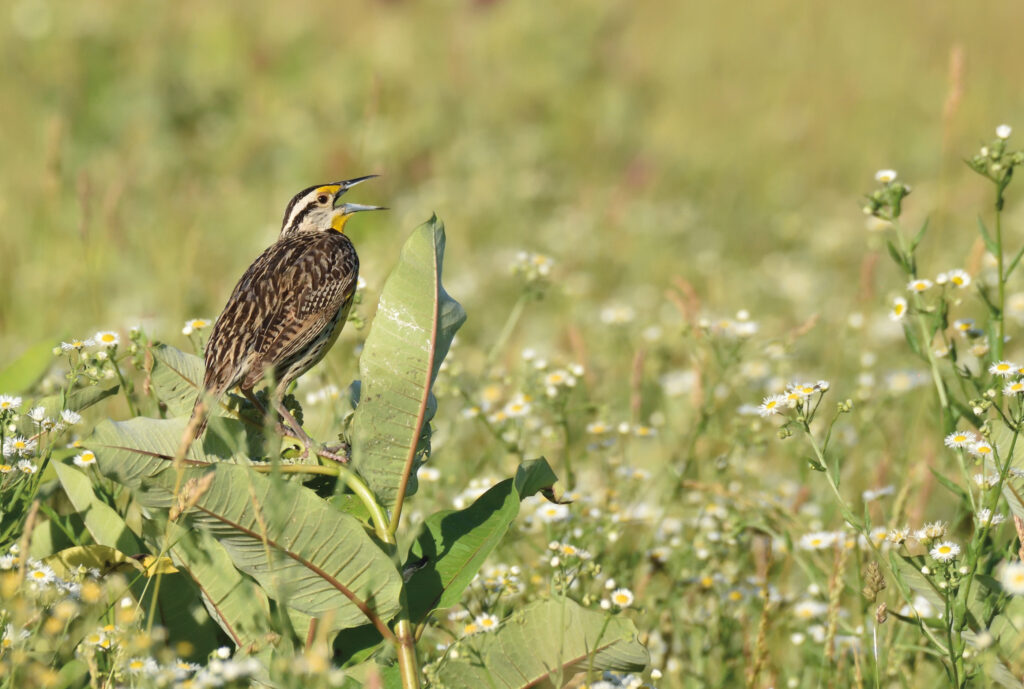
(284, 201), (320, 233)
(281, 184), (324, 228)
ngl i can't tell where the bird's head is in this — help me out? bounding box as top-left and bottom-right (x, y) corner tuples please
(279, 175), (385, 236)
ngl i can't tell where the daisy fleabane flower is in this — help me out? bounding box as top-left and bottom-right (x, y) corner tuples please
(2, 436), (37, 457)
(969, 440), (995, 458)
(976, 509), (1005, 527)
(888, 527), (910, 545)
(1000, 561), (1024, 595)
(73, 451), (97, 468)
(0, 395), (22, 412)
(788, 382), (820, 397)
(474, 613), (500, 632)
(94, 331), (120, 347)
(944, 431), (975, 449)
(758, 394), (787, 417)
(946, 269), (971, 289)
(996, 124), (1012, 140)
(875, 169), (898, 184)
(914, 521), (946, 543)
(930, 541), (960, 562)
(60, 338), (95, 352)
(989, 361), (1018, 377)
(799, 532), (836, 550)
(907, 278), (933, 293)
(610, 588), (635, 608)
(889, 297), (908, 321)
(27, 563), (55, 584)
(1005, 381), (1024, 395)
(974, 473), (1000, 489)
(182, 318), (211, 336)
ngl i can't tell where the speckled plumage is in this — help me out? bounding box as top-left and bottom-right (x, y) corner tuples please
(189, 178), (377, 441)
(207, 231), (357, 392)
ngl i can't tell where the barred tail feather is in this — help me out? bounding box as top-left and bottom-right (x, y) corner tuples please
(188, 396), (211, 441)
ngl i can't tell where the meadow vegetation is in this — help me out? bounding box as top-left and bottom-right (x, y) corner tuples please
(3, 1), (1024, 688)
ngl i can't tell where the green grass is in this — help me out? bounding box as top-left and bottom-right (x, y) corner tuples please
(3, 1), (1024, 687)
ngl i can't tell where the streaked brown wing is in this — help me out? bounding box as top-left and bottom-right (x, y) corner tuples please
(201, 242), (282, 396)
(245, 232), (358, 387)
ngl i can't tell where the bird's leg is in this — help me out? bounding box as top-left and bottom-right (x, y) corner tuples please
(241, 389), (292, 436)
(272, 398), (349, 464)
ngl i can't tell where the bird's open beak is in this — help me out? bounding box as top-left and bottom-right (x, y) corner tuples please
(332, 175), (379, 204)
(337, 202), (388, 215)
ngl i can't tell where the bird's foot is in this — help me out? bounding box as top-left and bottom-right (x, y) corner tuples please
(316, 443), (350, 464)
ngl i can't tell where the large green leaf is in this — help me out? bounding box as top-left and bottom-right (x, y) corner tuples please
(405, 459), (558, 623)
(92, 417), (403, 631)
(53, 462), (142, 554)
(432, 597), (648, 689)
(153, 463), (404, 631)
(157, 520), (279, 652)
(149, 343), (205, 415)
(145, 343), (289, 457)
(350, 216), (466, 506)
(0, 340), (55, 394)
(89, 416), (250, 488)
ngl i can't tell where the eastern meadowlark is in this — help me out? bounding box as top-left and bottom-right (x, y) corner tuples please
(188, 175), (383, 458)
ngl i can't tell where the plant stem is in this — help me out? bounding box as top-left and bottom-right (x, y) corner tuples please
(802, 422), (861, 530)
(485, 293), (527, 366)
(394, 616), (420, 689)
(319, 458), (392, 543)
(993, 191), (1006, 361)
(955, 426), (1020, 628)
(329, 458), (420, 688)
(559, 414), (574, 488)
(111, 356), (139, 417)
(893, 224), (954, 432)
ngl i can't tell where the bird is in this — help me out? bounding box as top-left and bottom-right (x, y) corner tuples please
(187, 175), (383, 460)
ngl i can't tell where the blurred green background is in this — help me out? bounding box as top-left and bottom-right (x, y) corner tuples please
(2, 0), (1024, 360)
